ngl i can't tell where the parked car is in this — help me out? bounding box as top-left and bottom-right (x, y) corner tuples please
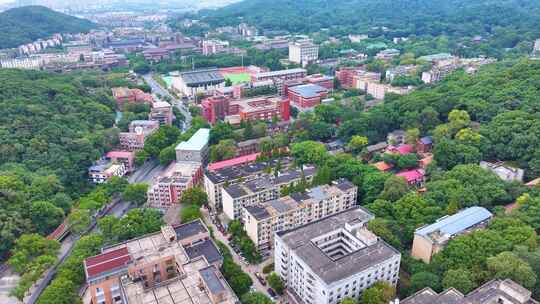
(267, 288), (277, 298)
(255, 273), (267, 286)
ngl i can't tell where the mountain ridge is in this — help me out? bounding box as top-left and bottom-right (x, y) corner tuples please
(0, 5), (97, 49)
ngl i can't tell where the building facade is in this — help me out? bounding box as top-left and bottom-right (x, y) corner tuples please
(411, 206), (493, 263)
(275, 208), (401, 304)
(289, 40), (319, 66)
(204, 158), (292, 212)
(172, 69), (225, 97)
(175, 128), (211, 163)
(149, 101), (174, 125)
(118, 120), (160, 151)
(287, 84), (329, 109)
(83, 220), (238, 304)
(222, 167), (316, 220)
(401, 279), (537, 304)
(243, 179), (358, 249)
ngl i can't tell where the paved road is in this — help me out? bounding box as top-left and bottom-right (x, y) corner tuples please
(24, 199), (131, 304)
(201, 210), (280, 301)
(128, 159), (165, 184)
(142, 73), (192, 131)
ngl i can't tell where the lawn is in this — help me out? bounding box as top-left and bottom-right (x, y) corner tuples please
(223, 72), (251, 84)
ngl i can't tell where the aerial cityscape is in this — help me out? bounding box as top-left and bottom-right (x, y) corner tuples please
(0, 1), (540, 304)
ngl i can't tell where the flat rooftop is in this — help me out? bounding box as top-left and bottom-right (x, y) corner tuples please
(255, 68), (306, 78)
(174, 219), (209, 241)
(277, 208), (400, 284)
(184, 239), (223, 265)
(288, 84), (328, 98)
(176, 128), (210, 152)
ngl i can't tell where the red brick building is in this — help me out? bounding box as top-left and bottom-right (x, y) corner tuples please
(335, 67), (360, 89)
(111, 87), (154, 110)
(202, 95), (290, 125)
(287, 84), (328, 109)
(305, 73), (334, 90)
(105, 151), (135, 172)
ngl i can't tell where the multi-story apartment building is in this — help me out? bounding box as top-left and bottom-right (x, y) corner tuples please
(352, 71), (381, 92)
(366, 82), (414, 100)
(204, 158), (291, 211)
(289, 40), (319, 66)
(222, 167), (316, 220)
(149, 101), (174, 126)
(251, 68), (307, 83)
(147, 129), (210, 209)
(243, 179), (357, 249)
(202, 39), (230, 56)
(411, 206), (493, 263)
(0, 57), (43, 70)
(118, 120), (160, 152)
(402, 279), (537, 304)
(88, 160), (127, 184)
(83, 220), (238, 304)
(274, 207), (401, 304)
(105, 151), (135, 173)
(146, 161), (203, 209)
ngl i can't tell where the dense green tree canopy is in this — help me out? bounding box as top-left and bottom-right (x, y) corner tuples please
(0, 6), (96, 49)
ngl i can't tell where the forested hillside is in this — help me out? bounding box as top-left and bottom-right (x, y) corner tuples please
(197, 0), (540, 57)
(332, 59), (540, 178)
(0, 6), (96, 49)
(0, 69), (122, 259)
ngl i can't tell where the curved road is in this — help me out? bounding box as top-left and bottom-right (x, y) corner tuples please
(142, 73), (192, 131)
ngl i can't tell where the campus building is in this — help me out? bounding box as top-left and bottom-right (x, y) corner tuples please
(287, 83), (329, 109)
(88, 160), (126, 184)
(147, 129), (210, 209)
(222, 167), (316, 220)
(111, 87), (154, 110)
(175, 128), (211, 163)
(201, 95), (290, 125)
(172, 69), (225, 97)
(274, 208), (401, 304)
(402, 279), (537, 304)
(83, 220), (238, 304)
(105, 151), (135, 173)
(243, 179), (357, 249)
(149, 101), (174, 126)
(289, 40), (319, 66)
(118, 120), (160, 152)
(204, 157), (292, 211)
(411, 206), (493, 263)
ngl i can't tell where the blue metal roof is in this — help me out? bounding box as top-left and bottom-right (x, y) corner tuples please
(420, 136), (433, 145)
(415, 206), (492, 239)
(289, 84), (327, 98)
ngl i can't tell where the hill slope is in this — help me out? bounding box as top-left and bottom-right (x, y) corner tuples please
(197, 0), (540, 56)
(0, 6), (96, 49)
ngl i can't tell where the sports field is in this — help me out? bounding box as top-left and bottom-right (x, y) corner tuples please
(223, 72), (251, 84)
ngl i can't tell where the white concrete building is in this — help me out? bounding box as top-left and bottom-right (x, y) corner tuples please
(275, 208), (401, 304)
(222, 167), (316, 220)
(289, 40), (319, 66)
(243, 179), (358, 249)
(480, 161), (525, 182)
(175, 128), (211, 163)
(172, 69), (225, 98)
